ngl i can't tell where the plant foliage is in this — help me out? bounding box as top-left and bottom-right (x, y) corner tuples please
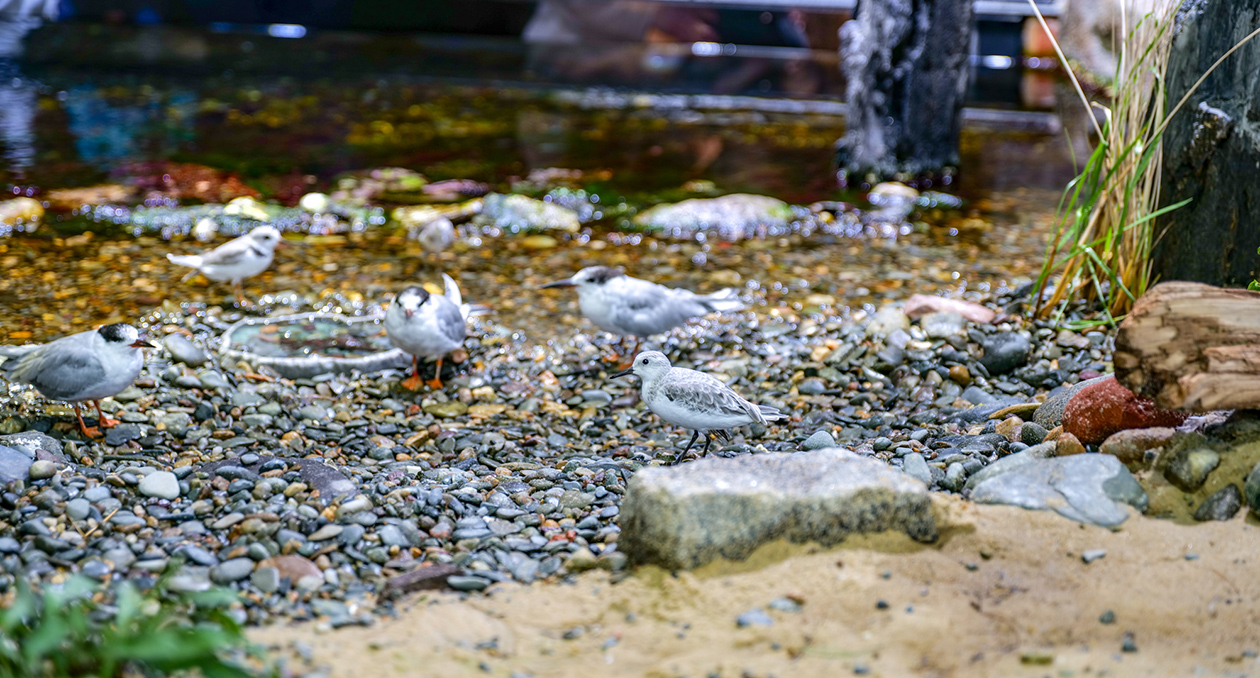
(0, 565), (273, 678)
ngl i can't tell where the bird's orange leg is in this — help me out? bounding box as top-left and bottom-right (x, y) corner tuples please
(75, 402), (102, 439)
(401, 355), (425, 390)
(425, 357), (444, 390)
(93, 400), (120, 429)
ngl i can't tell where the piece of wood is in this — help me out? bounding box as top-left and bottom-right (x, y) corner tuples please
(1114, 281), (1260, 412)
(380, 563), (460, 599)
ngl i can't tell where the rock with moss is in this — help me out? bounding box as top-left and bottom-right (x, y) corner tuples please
(475, 193), (580, 233)
(632, 194), (795, 239)
(331, 167), (428, 203)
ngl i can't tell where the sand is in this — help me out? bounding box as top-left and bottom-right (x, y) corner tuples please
(254, 497), (1260, 677)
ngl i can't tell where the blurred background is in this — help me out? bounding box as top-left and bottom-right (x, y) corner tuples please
(0, 0), (1081, 199)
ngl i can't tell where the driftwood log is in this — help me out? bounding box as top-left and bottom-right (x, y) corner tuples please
(1114, 281), (1260, 412)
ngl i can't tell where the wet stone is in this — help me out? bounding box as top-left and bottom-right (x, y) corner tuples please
(65, 498), (91, 520)
(138, 471), (180, 499)
(1194, 484), (1243, 522)
(1164, 448), (1220, 493)
(180, 544), (219, 567)
(309, 524), (343, 541)
(447, 575), (491, 592)
(736, 608), (774, 627)
(980, 333), (1032, 375)
(251, 566), (282, 593)
(0, 446), (34, 483)
(27, 459), (56, 480)
(210, 557), (255, 584)
(164, 334), (209, 366)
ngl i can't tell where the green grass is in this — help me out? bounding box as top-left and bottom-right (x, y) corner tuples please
(1030, 0), (1260, 326)
(0, 564), (274, 678)
(1028, 0), (1180, 327)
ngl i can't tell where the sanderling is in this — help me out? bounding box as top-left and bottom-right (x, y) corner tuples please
(167, 225), (283, 304)
(540, 266), (744, 363)
(0, 323), (156, 438)
(613, 350), (786, 463)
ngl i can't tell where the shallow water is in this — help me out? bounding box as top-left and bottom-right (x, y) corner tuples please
(0, 41), (1077, 349)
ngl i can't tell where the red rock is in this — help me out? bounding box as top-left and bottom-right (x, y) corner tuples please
(1063, 378), (1187, 445)
(903, 294), (996, 324)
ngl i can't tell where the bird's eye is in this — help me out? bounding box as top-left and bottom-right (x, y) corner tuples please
(641, 358), (648, 365)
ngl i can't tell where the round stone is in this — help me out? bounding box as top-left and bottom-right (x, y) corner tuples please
(210, 557), (255, 584)
(137, 471), (180, 499)
(27, 460), (56, 480)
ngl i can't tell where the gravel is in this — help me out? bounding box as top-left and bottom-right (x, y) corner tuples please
(0, 275), (1133, 627)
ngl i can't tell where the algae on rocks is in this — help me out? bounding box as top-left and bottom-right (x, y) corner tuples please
(475, 193), (581, 233)
(632, 194), (794, 240)
(619, 447), (938, 571)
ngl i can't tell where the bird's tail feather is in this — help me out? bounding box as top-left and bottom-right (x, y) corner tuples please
(461, 303), (492, 322)
(0, 344), (38, 373)
(441, 273), (462, 308)
(167, 253), (203, 282)
(700, 287), (746, 314)
(757, 404), (787, 422)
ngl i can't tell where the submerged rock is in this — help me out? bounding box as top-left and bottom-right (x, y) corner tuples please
(1193, 484), (1242, 521)
(903, 294), (995, 324)
(476, 193), (580, 233)
(967, 453), (1148, 528)
(632, 194), (793, 239)
(619, 447), (937, 570)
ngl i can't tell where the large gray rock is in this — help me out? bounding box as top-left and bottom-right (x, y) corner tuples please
(968, 453), (1148, 528)
(0, 432), (67, 463)
(620, 448), (938, 570)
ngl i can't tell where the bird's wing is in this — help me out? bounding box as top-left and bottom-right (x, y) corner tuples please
(6, 337), (105, 400)
(661, 371), (760, 421)
(196, 234), (258, 267)
(609, 278), (706, 337)
(436, 298), (468, 345)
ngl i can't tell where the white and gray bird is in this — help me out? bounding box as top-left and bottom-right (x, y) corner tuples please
(385, 273), (483, 390)
(540, 266), (745, 362)
(166, 225), (283, 304)
(613, 350), (786, 463)
(413, 217), (455, 259)
(0, 323), (155, 438)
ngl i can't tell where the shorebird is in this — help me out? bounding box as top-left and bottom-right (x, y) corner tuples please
(167, 225), (283, 304)
(414, 217), (455, 260)
(613, 350), (786, 463)
(385, 273), (483, 390)
(0, 323), (155, 438)
(540, 266), (745, 363)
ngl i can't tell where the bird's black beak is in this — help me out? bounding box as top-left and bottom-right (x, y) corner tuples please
(539, 278), (576, 289)
(132, 340), (158, 349)
(610, 367), (635, 379)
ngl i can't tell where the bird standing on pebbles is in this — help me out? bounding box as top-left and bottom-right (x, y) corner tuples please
(167, 225), (283, 305)
(0, 323), (156, 438)
(385, 273), (482, 390)
(613, 350), (786, 463)
(414, 217), (455, 261)
(540, 266), (745, 364)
